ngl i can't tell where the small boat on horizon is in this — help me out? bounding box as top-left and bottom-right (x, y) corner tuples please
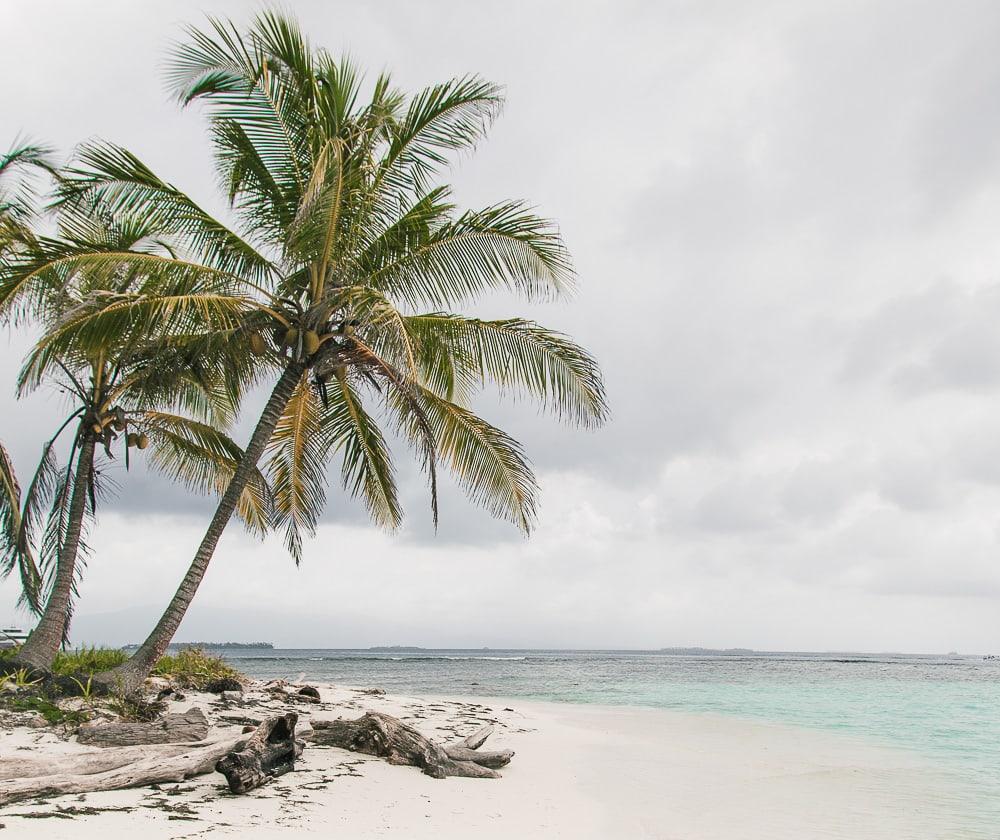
(0, 627), (29, 649)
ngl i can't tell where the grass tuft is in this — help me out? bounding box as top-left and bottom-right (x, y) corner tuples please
(151, 647), (244, 690)
(52, 646), (128, 675)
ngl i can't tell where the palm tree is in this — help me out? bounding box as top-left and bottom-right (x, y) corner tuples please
(0, 139), (56, 622)
(10, 12), (607, 692)
(0, 204), (271, 672)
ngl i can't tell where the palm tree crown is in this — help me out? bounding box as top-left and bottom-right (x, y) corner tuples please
(0, 11), (607, 688)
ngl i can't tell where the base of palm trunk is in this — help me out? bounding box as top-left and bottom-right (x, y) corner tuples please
(0, 658), (88, 695)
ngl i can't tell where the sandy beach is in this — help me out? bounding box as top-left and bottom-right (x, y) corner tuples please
(0, 682), (980, 840)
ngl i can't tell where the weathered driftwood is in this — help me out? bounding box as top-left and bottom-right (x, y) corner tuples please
(0, 714), (300, 805)
(215, 712), (302, 793)
(76, 707), (209, 747)
(0, 735), (245, 805)
(310, 713), (513, 779)
(0, 742), (227, 782)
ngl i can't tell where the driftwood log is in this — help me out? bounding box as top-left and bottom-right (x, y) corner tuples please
(0, 714), (292, 805)
(0, 736), (244, 805)
(77, 707), (209, 746)
(215, 712), (302, 793)
(311, 713), (513, 778)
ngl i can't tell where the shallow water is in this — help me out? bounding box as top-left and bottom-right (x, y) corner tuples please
(218, 648), (1000, 834)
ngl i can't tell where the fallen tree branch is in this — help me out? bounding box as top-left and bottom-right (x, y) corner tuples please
(0, 742), (220, 781)
(310, 713), (513, 778)
(0, 735), (245, 806)
(0, 714), (299, 805)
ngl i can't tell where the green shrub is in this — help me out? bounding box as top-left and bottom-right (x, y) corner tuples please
(51, 646), (128, 675)
(151, 647), (244, 690)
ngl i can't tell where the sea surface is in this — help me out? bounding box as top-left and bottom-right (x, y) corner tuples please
(216, 647), (1000, 833)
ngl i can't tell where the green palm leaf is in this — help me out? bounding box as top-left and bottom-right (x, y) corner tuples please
(0, 440), (43, 612)
(363, 200), (574, 308)
(397, 385), (538, 533)
(142, 411), (273, 536)
(265, 377), (329, 561)
(326, 369), (402, 531)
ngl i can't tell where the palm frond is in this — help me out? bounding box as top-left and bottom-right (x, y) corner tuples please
(326, 368), (401, 530)
(406, 386), (538, 534)
(0, 440), (43, 613)
(398, 315), (608, 426)
(58, 140), (276, 282)
(142, 411), (273, 536)
(375, 75), (503, 196)
(363, 201), (574, 309)
(265, 376), (329, 561)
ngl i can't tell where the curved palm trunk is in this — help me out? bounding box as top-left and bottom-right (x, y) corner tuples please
(15, 432), (95, 671)
(99, 362), (306, 693)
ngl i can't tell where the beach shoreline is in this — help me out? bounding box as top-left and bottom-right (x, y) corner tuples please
(1, 681), (985, 839)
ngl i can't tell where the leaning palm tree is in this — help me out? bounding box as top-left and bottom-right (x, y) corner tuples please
(10, 11), (606, 692)
(0, 139), (56, 614)
(0, 205), (271, 672)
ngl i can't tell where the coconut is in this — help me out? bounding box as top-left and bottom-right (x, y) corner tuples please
(126, 433), (139, 447)
(303, 330), (320, 355)
(283, 327), (300, 347)
(249, 333), (266, 355)
(91, 422), (103, 435)
(137, 433), (149, 450)
(112, 419), (126, 432)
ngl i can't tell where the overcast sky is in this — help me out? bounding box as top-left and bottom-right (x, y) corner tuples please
(3, 0), (1000, 653)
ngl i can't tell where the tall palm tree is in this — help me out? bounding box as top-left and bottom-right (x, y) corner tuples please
(10, 12), (607, 692)
(0, 205), (271, 672)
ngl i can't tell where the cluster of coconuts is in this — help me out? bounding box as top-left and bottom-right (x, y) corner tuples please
(278, 326), (322, 355)
(248, 321), (357, 358)
(90, 409), (147, 449)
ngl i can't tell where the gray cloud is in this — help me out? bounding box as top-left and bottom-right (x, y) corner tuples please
(2, 0), (1000, 651)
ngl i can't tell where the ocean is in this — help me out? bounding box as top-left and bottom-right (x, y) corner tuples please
(215, 647), (1000, 832)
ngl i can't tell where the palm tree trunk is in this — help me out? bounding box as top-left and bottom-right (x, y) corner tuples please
(15, 432), (96, 671)
(98, 362), (306, 693)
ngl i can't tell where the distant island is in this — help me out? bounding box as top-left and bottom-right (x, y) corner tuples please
(122, 641), (273, 650)
(658, 647), (754, 655)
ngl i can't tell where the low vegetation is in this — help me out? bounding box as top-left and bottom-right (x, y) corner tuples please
(1, 645), (243, 692)
(151, 647), (243, 690)
(9, 695), (89, 727)
(52, 646), (128, 675)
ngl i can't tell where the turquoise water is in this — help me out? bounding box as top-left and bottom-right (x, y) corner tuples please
(220, 648), (1000, 832)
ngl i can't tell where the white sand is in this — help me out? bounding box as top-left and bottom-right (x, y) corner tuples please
(0, 683), (982, 839)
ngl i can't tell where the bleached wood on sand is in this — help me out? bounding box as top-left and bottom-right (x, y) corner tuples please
(0, 714), (295, 805)
(76, 707), (209, 746)
(0, 736), (243, 805)
(311, 713), (514, 778)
